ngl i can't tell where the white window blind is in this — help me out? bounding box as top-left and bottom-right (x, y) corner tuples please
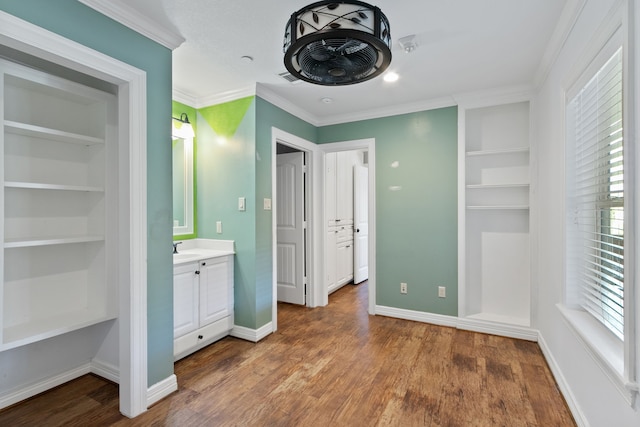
(568, 48), (624, 340)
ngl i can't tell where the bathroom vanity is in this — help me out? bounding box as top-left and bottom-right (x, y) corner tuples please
(173, 239), (234, 360)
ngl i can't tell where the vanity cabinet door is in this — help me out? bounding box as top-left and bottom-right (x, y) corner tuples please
(199, 256), (233, 327)
(173, 262), (199, 338)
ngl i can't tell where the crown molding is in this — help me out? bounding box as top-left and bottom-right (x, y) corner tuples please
(533, 0), (587, 89)
(172, 88), (198, 108)
(78, 0), (185, 50)
(256, 84), (319, 126)
(316, 95), (458, 126)
(196, 85), (256, 109)
(452, 84), (534, 109)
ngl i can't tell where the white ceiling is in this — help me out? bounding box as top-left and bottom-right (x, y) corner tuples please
(98, 0), (568, 125)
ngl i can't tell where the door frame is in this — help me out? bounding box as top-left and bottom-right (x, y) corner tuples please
(320, 139), (376, 315)
(0, 11), (148, 417)
(271, 128), (318, 331)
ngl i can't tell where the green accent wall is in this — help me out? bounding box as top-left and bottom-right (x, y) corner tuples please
(1, 0), (175, 386)
(196, 98), (258, 328)
(200, 96), (253, 137)
(318, 107), (459, 316)
(172, 100), (197, 240)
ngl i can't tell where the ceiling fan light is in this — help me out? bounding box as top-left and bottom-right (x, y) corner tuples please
(283, 1), (392, 86)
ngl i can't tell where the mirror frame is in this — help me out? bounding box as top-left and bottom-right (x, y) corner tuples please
(172, 136), (194, 237)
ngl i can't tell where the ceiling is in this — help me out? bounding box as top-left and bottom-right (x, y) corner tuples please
(95, 0), (568, 125)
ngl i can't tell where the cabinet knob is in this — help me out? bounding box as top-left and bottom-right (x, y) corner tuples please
(356, 228), (360, 233)
(195, 270), (200, 275)
(202, 262), (206, 266)
(198, 335), (203, 340)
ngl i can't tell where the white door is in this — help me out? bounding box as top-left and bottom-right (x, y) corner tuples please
(353, 164), (369, 284)
(276, 152), (306, 304)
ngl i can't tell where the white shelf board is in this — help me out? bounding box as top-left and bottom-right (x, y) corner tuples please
(4, 120), (104, 146)
(466, 205), (530, 210)
(1, 310), (117, 351)
(466, 147), (529, 157)
(465, 312), (530, 327)
(466, 183), (529, 189)
(5, 235), (105, 248)
(5, 181), (104, 192)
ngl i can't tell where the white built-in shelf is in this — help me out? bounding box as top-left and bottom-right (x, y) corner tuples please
(5, 181), (104, 192)
(466, 183), (529, 189)
(467, 205), (530, 210)
(466, 147), (529, 157)
(4, 120), (104, 146)
(1, 310), (117, 351)
(5, 235), (105, 248)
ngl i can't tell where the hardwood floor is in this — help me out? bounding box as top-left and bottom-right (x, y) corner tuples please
(0, 282), (575, 426)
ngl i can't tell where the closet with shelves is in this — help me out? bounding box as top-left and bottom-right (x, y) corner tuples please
(1, 60), (116, 351)
(458, 99), (534, 338)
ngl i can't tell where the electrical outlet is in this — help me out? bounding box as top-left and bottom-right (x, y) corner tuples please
(438, 286), (446, 298)
(400, 282), (408, 294)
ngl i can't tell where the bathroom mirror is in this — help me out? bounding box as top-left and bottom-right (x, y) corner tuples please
(172, 135), (194, 236)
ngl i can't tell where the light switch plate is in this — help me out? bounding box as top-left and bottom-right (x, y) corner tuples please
(264, 198), (272, 210)
(238, 197), (245, 211)
(216, 221), (222, 234)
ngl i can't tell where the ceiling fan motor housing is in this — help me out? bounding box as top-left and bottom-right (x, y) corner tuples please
(283, 1), (392, 85)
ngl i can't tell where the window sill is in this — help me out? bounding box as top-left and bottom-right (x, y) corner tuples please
(557, 304), (636, 405)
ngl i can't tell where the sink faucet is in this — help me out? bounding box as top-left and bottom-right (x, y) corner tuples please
(173, 242), (182, 254)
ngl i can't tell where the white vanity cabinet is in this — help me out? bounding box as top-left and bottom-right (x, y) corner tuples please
(173, 254), (234, 361)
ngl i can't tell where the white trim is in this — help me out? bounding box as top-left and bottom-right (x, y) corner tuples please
(377, 305), (538, 341)
(0, 11), (148, 418)
(534, 0), (588, 89)
(258, 84), (317, 125)
(456, 317), (538, 342)
(453, 85), (533, 110)
(231, 323), (273, 343)
(147, 375), (178, 407)
(91, 359), (120, 384)
(319, 139), (376, 314)
(376, 306), (458, 328)
(197, 85), (256, 109)
(271, 128), (319, 330)
(0, 364), (91, 410)
(537, 333), (589, 427)
(78, 0), (185, 50)
(172, 88), (198, 109)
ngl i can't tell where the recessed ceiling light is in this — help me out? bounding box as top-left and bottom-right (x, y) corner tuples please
(321, 97), (333, 104)
(384, 72), (399, 83)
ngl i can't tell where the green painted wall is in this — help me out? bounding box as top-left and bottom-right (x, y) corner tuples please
(255, 97), (316, 327)
(172, 100), (197, 240)
(0, 0), (174, 386)
(196, 97), (258, 328)
(318, 107), (458, 316)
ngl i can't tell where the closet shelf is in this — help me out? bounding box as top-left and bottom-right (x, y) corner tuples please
(466, 147), (529, 157)
(5, 181), (104, 192)
(4, 120), (104, 146)
(5, 235), (105, 248)
(1, 310), (117, 351)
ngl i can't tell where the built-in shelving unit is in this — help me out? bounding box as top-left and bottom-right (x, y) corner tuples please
(1, 59), (116, 351)
(458, 99), (534, 339)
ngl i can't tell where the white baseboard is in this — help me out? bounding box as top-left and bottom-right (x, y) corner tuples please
(91, 359), (119, 383)
(231, 322), (273, 343)
(376, 305), (538, 341)
(0, 363), (91, 410)
(147, 374), (178, 407)
(376, 305), (459, 328)
(457, 317), (539, 341)
(537, 333), (589, 427)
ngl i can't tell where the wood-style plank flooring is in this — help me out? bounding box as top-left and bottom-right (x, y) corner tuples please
(0, 282), (575, 426)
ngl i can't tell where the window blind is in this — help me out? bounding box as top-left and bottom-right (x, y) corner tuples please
(569, 48), (624, 340)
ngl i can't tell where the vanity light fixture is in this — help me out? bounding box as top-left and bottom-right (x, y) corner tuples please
(283, 1), (392, 85)
(172, 112), (195, 139)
